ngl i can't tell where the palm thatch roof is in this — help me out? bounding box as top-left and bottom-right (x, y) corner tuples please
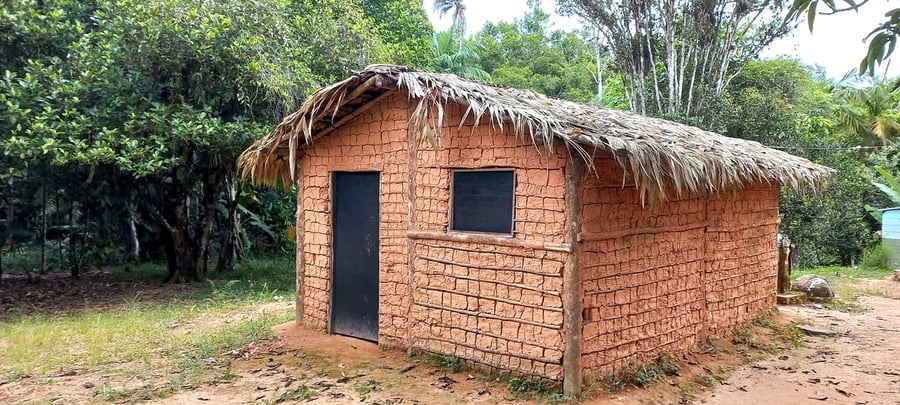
(238, 64), (833, 201)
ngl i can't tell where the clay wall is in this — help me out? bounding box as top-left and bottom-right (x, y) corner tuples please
(704, 184), (779, 336)
(407, 103), (570, 380)
(297, 97), (572, 377)
(578, 156), (779, 378)
(297, 93), (411, 346)
(295, 91), (779, 382)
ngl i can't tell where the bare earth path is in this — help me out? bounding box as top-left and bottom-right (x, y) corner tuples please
(701, 282), (900, 405)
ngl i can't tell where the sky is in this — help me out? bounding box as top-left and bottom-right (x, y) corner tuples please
(427, 0), (900, 79)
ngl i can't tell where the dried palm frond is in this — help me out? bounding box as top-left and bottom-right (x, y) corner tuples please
(238, 64), (833, 201)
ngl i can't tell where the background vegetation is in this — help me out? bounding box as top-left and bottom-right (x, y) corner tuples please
(1, 0), (900, 281)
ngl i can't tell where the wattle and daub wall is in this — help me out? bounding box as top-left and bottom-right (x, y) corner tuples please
(295, 95), (780, 382)
(578, 162), (779, 377)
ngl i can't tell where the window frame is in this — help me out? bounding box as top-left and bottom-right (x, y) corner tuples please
(448, 168), (516, 236)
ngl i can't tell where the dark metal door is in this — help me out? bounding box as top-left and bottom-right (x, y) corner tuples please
(331, 172), (380, 342)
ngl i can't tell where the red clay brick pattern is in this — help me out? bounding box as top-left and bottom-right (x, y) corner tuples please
(297, 99), (571, 378)
(578, 157), (779, 379)
(408, 104), (570, 379)
(297, 93), (411, 345)
(295, 94), (780, 383)
(704, 185), (779, 337)
(410, 240), (566, 379)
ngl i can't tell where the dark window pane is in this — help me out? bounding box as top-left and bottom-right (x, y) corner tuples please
(451, 171), (514, 233)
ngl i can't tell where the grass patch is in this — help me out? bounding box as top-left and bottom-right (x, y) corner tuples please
(357, 379), (380, 396)
(277, 385), (320, 402)
(0, 254), (295, 383)
(173, 313), (289, 379)
(407, 349), (466, 373)
(506, 376), (552, 395)
(753, 314), (803, 350)
(205, 255), (296, 304)
(0, 302), (291, 380)
(790, 265), (895, 311)
(99, 383), (176, 402)
(791, 265), (892, 282)
(603, 353), (680, 391)
(695, 373), (717, 387)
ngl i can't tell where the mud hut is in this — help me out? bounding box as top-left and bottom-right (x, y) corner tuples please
(238, 64), (832, 394)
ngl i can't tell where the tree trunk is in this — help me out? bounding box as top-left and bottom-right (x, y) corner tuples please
(68, 205), (79, 279)
(156, 144), (224, 283)
(216, 177), (240, 272)
(173, 228), (201, 282)
(127, 206), (140, 263)
(193, 164), (220, 276)
(40, 177), (47, 274)
(159, 167), (201, 283)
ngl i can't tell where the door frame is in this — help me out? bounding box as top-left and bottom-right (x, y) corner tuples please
(327, 171), (381, 341)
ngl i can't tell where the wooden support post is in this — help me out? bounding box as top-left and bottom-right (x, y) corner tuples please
(562, 156), (585, 396)
(777, 236), (791, 294)
(295, 162), (305, 325)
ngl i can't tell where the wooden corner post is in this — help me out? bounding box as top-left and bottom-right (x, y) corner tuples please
(562, 156), (585, 396)
(295, 162), (305, 325)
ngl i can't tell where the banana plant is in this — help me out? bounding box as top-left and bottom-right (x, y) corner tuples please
(866, 166), (900, 223)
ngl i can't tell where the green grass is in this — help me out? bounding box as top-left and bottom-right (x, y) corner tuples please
(0, 254), (296, 382)
(277, 386), (320, 402)
(696, 373), (717, 387)
(0, 295), (292, 380)
(357, 379), (380, 396)
(791, 265), (893, 282)
(506, 376), (552, 396)
(206, 254), (296, 304)
(601, 353), (680, 391)
(408, 349), (467, 373)
(791, 264), (895, 311)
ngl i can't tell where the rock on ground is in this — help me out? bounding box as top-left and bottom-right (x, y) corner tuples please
(793, 274), (835, 298)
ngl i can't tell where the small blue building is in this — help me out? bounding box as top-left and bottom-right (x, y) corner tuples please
(880, 207), (900, 267)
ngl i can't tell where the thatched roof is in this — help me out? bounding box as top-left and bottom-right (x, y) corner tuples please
(238, 64), (833, 200)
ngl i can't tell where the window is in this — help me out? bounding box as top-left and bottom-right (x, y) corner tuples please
(450, 170), (514, 234)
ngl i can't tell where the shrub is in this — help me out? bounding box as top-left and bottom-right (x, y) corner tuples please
(860, 243), (893, 271)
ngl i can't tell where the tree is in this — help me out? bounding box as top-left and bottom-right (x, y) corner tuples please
(558, 0), (793, 125)
(1, 0), (388, 281)
(724, 58), (826, 145)
(0, 0), (100, 277)
(363, 0), (434, 67)
(475, 2), (598, 102)
(722, 58), (880, 267)
(787, 0), (900, 75)
(832, 80), (900, 147)
(433, 0), (467, 34)
(429, 30), (490, 80)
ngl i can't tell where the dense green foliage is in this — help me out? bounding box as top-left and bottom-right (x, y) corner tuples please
(475, 3), (597, 102)
(0, 0), (428, 281)
(364, 0), (434, 67)
(720, 59), (878, 267)
(1, 0), (899, 278)
(428, 29), (491, 80)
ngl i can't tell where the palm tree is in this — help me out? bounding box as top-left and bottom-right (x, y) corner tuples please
(834, 79), (900, 147)
(433, 0), (466, 36)
(429, 31), (489, 81)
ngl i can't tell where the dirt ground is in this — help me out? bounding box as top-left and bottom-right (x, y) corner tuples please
(1, 276), (899, 404)
(699, 278), (900, 405)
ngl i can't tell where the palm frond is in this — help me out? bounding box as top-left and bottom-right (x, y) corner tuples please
(238, 65), (834, 201)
